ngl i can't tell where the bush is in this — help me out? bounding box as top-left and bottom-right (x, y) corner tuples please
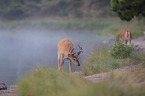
(110, 42), (134, 59)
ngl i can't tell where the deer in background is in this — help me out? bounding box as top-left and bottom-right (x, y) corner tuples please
(57, 39), (83, 74)
(119, 29), (132, 46)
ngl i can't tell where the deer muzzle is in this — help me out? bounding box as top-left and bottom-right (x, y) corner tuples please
(77, 61), (80, 66)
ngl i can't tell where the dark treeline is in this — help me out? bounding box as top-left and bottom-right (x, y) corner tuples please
(0, 0), (114, 20)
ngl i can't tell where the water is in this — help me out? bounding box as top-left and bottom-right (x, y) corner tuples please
(0, 28), (108, 85)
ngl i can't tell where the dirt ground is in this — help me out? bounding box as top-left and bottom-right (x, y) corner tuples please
(131, 36), (145, 52)
(84, 64), (142, 82)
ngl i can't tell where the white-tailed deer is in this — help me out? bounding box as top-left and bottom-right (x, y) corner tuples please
(57, 39), (83, 74)
(119, 29), (132, 46)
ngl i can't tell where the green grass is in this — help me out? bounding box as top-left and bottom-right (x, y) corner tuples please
(18, 66), (95, 96)
(17, 66), (145, 96)
(99, 18), (145, 39)
(0, 17), (112, 30)
(82, 47), (145, 76)
(96, 68), (145, 96)
(0, 17), (144, 39)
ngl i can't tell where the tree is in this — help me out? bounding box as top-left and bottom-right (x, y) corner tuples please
(111, 0), (145, 21)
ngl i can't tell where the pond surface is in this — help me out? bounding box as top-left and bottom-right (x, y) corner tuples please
(0, 28), (108, 85)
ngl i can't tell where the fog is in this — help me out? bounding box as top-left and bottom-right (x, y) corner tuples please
(0, 28), (108, 85)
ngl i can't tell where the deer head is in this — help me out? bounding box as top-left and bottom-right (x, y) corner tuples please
(67, 45), (83, 66)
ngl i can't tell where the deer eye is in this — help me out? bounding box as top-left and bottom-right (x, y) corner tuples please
(74, 59), (76, 61)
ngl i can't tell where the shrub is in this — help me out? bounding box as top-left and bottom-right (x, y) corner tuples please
(110, 41), (134, 59)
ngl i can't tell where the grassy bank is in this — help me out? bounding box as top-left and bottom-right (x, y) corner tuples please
(0, 17), (144, 39)
(95, 67), (145, 96)
(82, 47), (145, 76)
(18, 66), (145, 96)
(18, 66), (95, 96)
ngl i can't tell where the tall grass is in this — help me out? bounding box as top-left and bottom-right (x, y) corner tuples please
(18, 66), (95, 96)
(18, 66), (145, 96)
(82, 47), (145, 76)
(94, 68), (145, 96)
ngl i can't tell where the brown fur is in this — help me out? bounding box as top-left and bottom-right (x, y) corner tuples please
(119, 29), (132, 46)
(57, 39), (83, 74)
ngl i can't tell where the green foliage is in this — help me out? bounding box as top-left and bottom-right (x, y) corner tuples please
(105, 68), (145, 96)
(111, 0), (145, 21)
(0, 0), (114, 20)
(18, 66), (95, 96)
(142, 61), (145, 68)
(93, 68), (145, 96)
(82, 48), (130, 75)
(99, 18), (145, 39)
(0, 0), (85, 19)
(110, 42), (134, 59)
(17, 66), (145, 96)
(82, 46), (145, 75)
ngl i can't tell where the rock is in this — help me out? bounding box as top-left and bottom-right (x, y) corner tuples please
(73, 71), (84, 76)
(0, 82), (7, 90)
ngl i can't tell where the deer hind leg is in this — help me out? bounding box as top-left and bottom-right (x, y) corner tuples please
(69, 59), (72, 74)
(123, 38), (126, 45)
(58, 54), (63, 72)
(124, 32), (128, 45)
(62, 59), (65, 73)
(60, 55), (65, 72)
(128, 35), (131, 46)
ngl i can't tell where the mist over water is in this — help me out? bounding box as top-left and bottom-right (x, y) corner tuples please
(0, 28), (108, 85)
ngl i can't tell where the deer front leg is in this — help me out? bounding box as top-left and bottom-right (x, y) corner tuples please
(59, 55), (64, 72)
(69, 59), (72, 74)
(58, 55), (60, 71)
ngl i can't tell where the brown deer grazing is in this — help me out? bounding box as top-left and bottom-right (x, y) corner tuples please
(57, 39), (83, 74)
(119, 29), (132, 46)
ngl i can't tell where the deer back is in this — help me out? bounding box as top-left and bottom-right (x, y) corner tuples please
(58, 39), (74, 57)
(119, 30), (129, 41)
